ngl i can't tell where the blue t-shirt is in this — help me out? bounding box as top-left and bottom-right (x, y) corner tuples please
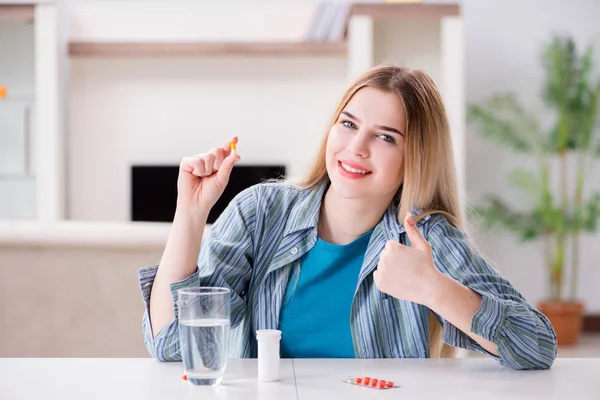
(279, 229), (374, 358)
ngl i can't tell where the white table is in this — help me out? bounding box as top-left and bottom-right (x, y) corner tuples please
(293, 358), (600, 400)
(1, 358), (599, 399)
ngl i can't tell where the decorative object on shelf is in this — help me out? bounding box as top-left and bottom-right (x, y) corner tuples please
(306, 3), (351, 42)
(467, 34), (600, 346)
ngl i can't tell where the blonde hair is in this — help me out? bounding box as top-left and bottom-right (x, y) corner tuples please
(295, 65), (462, 358)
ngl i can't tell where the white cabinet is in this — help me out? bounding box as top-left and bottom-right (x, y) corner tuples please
(0, 99), (36, 220)
(0, 178), (36, 220)
(0, 100), (34, 177)
(0, 2), (63, 221)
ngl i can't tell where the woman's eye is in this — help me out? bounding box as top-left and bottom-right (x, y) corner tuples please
(378, 134), (396, 144)
(341, 120), (356, 129)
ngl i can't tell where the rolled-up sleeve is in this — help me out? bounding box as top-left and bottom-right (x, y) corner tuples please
(137, 186), (257, 362)
(427, 216), (558, 370)
(138, 265), (200, 361)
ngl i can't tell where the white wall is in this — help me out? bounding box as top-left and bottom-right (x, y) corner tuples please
(374, 19), (441, 85)
(462, 0), (600, 311)
(68, 1), (317, 42)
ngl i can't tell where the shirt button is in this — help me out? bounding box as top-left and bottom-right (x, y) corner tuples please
(290, 247), (299, 255)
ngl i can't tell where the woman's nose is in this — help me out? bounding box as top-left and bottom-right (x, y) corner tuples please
(347, 130), (370, 158)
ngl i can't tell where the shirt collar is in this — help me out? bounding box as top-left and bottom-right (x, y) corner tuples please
(283, 180), (431, 239)
(382, 204), (432, 240)
(283, 180), (329, 237)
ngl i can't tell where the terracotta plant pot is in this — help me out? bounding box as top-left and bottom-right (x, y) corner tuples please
(537, 301), (584, 346)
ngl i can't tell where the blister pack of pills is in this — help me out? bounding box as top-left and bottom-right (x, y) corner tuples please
(343, 376), (399, 390)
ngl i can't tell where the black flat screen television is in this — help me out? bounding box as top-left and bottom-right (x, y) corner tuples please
(131, 164), (286, 224)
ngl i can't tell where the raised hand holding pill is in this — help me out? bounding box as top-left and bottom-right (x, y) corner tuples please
(177, 137), (241, 213)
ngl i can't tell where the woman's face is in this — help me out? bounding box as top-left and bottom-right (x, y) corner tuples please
(326, 87), (406, 202)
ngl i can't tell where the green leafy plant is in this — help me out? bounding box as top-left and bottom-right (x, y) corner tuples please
(468, 34), (600, 302)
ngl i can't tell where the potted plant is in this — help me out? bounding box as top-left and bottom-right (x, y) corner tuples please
(467, 34), (600, 346)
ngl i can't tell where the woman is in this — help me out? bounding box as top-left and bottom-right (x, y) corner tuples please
(138, 65), (557, 370)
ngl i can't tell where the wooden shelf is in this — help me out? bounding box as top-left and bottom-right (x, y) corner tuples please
(68, 41), (347, 57)
(351, 3), (460, 19)
(0, 5), (34, 22)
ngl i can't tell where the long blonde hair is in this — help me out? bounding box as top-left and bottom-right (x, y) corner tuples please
(296, 65), (462, 358)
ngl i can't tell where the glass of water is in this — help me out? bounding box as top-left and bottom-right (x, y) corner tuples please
(177, 287), (231, 386)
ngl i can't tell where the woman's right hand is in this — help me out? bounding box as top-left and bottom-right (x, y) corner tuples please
(176, 137), (241, 214)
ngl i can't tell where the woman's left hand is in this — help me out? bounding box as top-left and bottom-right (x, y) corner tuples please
(373, 213), (442, 306)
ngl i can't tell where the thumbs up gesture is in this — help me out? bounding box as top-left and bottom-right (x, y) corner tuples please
(373, 212), (442, 306)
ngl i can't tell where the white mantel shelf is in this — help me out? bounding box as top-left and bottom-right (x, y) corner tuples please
(0, 220), (211, 248)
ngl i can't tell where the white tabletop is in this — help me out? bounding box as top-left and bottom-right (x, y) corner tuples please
(1, 358), (599, 400)
(293, 358), (600, 400)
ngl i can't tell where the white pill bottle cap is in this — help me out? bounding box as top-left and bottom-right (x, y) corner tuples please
(256, 329), (282, 382)
(256, 329), (282, 341)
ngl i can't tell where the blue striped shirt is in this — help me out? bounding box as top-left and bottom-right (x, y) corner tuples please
(138, 181), (557, 370)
